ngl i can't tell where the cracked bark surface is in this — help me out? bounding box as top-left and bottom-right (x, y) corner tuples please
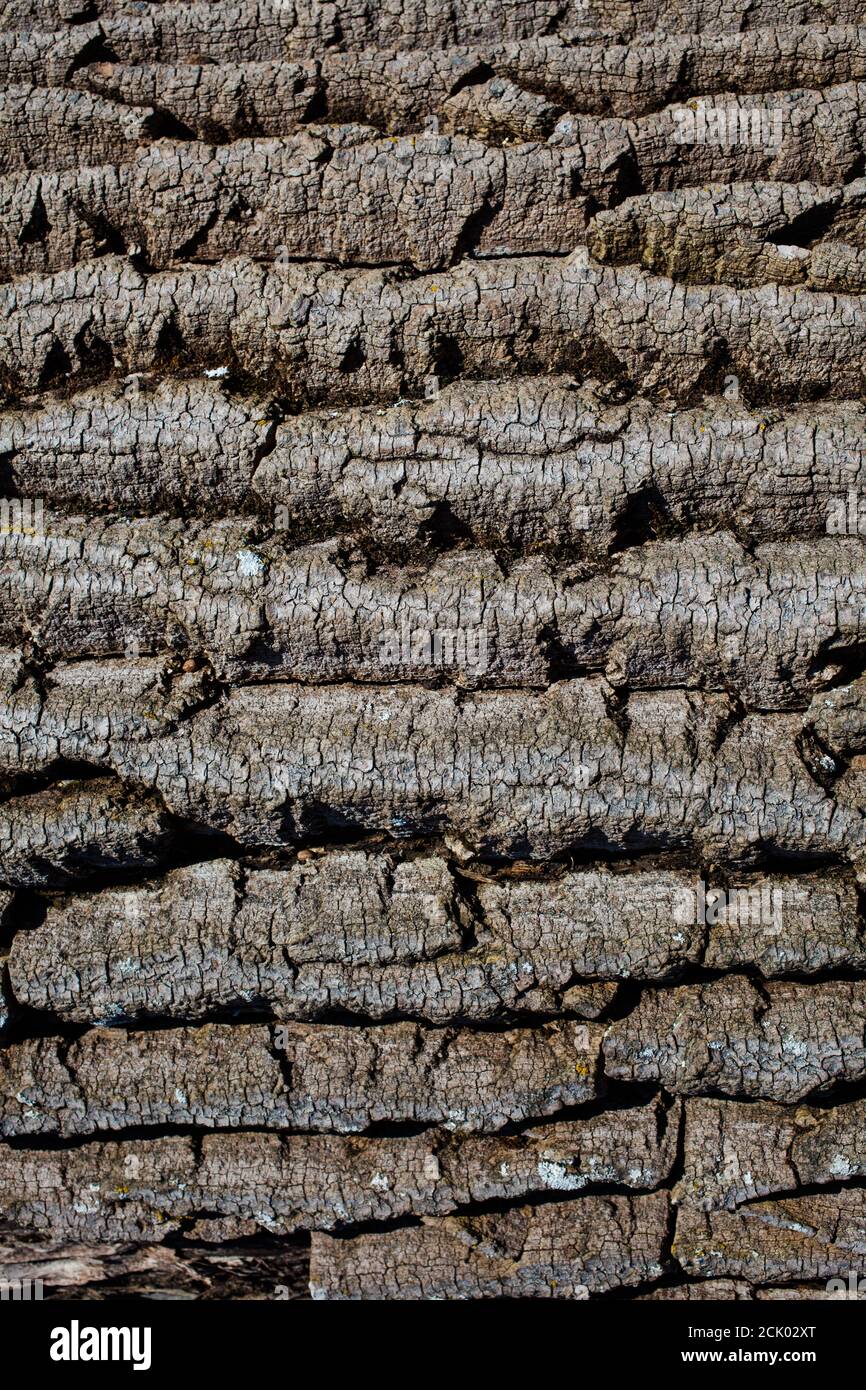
(604, 976), (866, 1101)
(6, 1), (866, 55)
(0, 1019), (603, 1137)
(0, 86), (163, 174)
(676, 1096), (866, 1209)
(308, 1194), (672, 1299)
(6, 856), (862, 1025)
(591, 181), (866, 292)
(6, 248), (866, 404)
(0, 134), (592, 275)
(674, 1191), (866, 1285)
(5, 379), (865, 549)
(2, 520), (864, 704)
(52, 29), (866, 151)
(9, 78), (866, 194)
(1, 665), (862, 859)
(2, 0), (866, 1304)
(0, 888), (12, 1033)
(9, 156), (866, 288)
(0, 1098), (677, 1240)
(0, 779), (170, 885)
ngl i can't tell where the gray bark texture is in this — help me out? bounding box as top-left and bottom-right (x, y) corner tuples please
(1, 0), (865, 1305)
